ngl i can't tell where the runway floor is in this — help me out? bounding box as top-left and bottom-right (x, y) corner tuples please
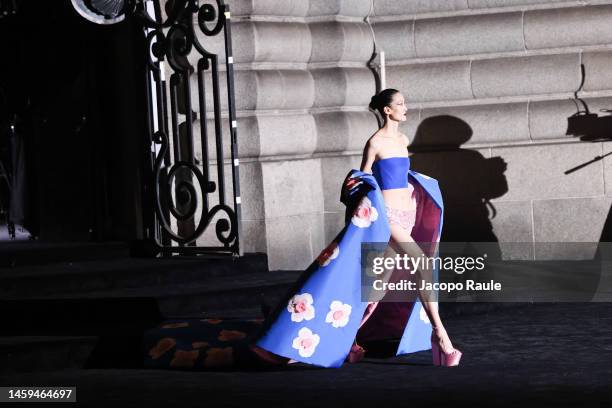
(2, 302), (611, 407)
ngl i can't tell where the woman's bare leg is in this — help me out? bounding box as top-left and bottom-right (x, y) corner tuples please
(359, 302), (379, 328)
(388, 224), (456, 353)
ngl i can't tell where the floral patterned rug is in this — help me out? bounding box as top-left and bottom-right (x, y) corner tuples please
(144, 318), (268, 370)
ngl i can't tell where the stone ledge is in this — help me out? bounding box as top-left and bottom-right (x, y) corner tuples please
(311, 67), (375, 108)
(314, 111), (375, 154)
(471, 53), (580, 99)
(203, 137), (607, 163)
(414, 12), (524, 58)
(309, 21), (373, 63)
(252, 22), (312, 63)
(209, 90), (612, 114)
(197, 40), (612, 71)
(307, 0), (372, 17)
(387, 61), (473, 102)
(373, 0), (470, 17)
(469, 0), (572, 7)
(584, 51), (612, 92)
(418, 103), (530, 144)
(194, 68), (380, 112)
(529, 97), (612, 141)
(382, 44), (612, 66)
(370, 0), (585, 21)
(525, 4), (612, 50)
(227, 0), (309, 17)
(372, 20), (416, 61)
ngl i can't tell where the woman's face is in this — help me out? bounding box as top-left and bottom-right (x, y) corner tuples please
(384, 92), (407, 122)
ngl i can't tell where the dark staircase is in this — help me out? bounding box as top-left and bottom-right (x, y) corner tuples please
(0, 241), (300, 373)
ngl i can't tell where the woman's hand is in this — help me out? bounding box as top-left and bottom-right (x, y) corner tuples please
(344, 176), (362, 191)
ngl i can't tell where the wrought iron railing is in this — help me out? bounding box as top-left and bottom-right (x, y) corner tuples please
(135, 0), (242, 256)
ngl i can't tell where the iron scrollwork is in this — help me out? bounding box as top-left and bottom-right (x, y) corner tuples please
(138, 0), (242, 255)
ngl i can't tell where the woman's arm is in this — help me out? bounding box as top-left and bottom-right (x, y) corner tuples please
(359, 139), (378, 173)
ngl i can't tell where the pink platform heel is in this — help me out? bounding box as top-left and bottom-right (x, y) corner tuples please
(431, 328), (462, 367)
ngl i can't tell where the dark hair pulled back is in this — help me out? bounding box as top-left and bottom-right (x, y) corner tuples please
(368, 88), (400, 119)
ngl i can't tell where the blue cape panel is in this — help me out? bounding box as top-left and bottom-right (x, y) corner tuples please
(256, 169), (444, 368)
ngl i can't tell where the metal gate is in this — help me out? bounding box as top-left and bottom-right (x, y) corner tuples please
(69, 0), (242, 256)
(136, 0), (242, 256)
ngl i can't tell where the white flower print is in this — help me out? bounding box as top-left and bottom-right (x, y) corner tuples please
(292, 327), (320, 358)
(287, 293), (315, 322)
(325, 301), (352, 328)
(351, 196), (379, 228)
(419, 304), (431, 324)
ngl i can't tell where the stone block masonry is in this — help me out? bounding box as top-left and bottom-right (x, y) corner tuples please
(184, 0), (612, 269)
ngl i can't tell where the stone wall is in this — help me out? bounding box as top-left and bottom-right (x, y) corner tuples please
(370, 0), (612, 261)
(193, 0), (612, 269)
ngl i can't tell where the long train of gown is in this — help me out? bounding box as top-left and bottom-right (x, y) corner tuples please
(143, 168), (443, 369)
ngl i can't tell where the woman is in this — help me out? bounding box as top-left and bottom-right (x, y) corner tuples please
(144, 89), (461, 370)
(252, 89), (461, 368)
(359, 88), (461, 366)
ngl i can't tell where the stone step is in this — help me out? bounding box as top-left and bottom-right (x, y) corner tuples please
(0, 269), (301, 372)
(0, 336), (98, 374)
(0, 306), (275, 373)
(3, 270), (302, 322)
(0, 253), (269, 298)
(1, 297), (163, 337)
(0, 269), (299, 372)
(0, 241), (131, 267)
(51, 270), (300, 317)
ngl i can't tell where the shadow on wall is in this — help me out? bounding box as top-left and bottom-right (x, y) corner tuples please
(409, 115), (508, 259)
(564, 67), (612, 245)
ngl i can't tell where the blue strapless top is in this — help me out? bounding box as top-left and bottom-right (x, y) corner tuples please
(372, 156), (410, 190)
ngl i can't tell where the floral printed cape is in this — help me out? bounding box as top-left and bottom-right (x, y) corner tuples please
(255, 168), (444, 368)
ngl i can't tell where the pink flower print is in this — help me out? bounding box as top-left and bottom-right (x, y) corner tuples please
(351, 196), (378, 228)
(325, 301), (352, 328)
(317, 241), (340, 267)
(291, 327), (320, 358)
(287, 293), (315, 322)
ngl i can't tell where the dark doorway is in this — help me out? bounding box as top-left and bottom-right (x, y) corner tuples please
(0, 0), (148, 243)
